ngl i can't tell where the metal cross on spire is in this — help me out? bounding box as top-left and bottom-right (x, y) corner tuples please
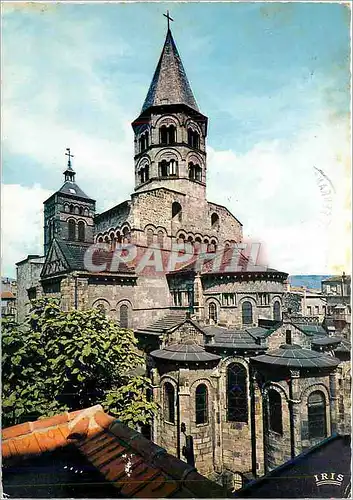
(65, 147), (74, 168)
(163, 10), (174, 31)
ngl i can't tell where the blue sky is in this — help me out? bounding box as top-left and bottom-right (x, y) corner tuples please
(2, 1), (351, 277)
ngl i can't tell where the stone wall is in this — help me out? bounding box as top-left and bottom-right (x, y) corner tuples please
(16, 256), (45, 323)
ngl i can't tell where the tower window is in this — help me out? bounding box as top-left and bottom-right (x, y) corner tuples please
(157, 230), (164, 248)
(146, 228), (154, 246)
(160, 125), (176, 145)
(77, 221), (85, 242)
(159, 159), (178, 177)
(139, 165), (150, 184)
(268, 389), (283, 434)
(308, 391), (326, 439)
(227, 363), (248, 423)
(68, 220), (76, 241)
(273, 301), (281, 321)
(120, 304), (129, 328)
(211, 213), (219, 229)
(69, 204), (74, 214)
(208, 302), (217, 323)
(139, 131), (149, 152)
(242, 301), (253, 325)
(172, 202), (182, 220)
(187, 128), (200, 149)
(195, 384), (208, 425)
(188, 162), (202, 182)
(164, 382), (175, 423)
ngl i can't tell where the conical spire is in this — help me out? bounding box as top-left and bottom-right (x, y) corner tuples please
(141, 28), (199, 113)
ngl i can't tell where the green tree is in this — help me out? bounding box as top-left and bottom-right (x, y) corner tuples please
(2, 298), (157, 428)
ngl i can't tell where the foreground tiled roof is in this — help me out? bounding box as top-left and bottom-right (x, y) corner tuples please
(292, 323), (327, 336)
(150, 342), (221, 363)
(135, 312), (188, 336)
(2, 405), (227, 498)
(251, 344), (340, 369)
(1, 290), (16, 299)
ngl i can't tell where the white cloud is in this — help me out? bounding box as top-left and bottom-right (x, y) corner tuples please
(1, 184), (51, 277)
(207, 116), (351, 274)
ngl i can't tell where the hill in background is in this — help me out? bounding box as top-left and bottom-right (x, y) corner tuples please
(289, 275), (332, 290)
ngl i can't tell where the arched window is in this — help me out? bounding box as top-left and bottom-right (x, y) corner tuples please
(308, 391), (326, 439)
(169, 159), (177, 176)
(68, 220), (76, 241)
(123, 227), (130, 243)
(242, 301), (253, 325)
(195, 384), (208, 424)
(188, 162), (194, 180)
(227, 363), (248, 422)
(268, 389), (283, 434)
(211, 213), (219, 229)
(120, 304), (129, 328)
(273, 301), (281, 321)
(160, 160), (168, 177)
(69, 204), (74, 213)
(187, 128), (200, 149)
(146, 228), (154, 246)
(168, 125), (176, 144)
(164, 382), (175, 423)
(160, 126), (168, 145)
(209, 302), (217, 323)
(172, 202), (182, 220)
(95, 303), (107, 317)
(77, 221), (85, 242)
(195, 166), (202, 182)
(157, 230), (164, 248)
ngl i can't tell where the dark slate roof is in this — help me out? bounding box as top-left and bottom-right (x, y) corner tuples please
(334, 338), (351, 353)
(210, 327), (263, 350)
(311, 336), (342, 346)
(57, 181), (93, 201)
(292, 323), (327, 336)
(168, 246), (287, 278)
(141, 29), (199, 113)
(246, 326), (274, 339)
(251, 344), (340, 369)
(136, 312), (188, 336)
(54, 240), (135, 274)
(234, 434), (351, 498)
(150, 342), (221, 363)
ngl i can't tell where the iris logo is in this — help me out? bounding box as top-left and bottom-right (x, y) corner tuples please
(314, 473), (344, 487)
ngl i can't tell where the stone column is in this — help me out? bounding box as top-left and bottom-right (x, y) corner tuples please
(289, 370), (301, 458)
(178, 368), (191, 462)
(253, 372), (265, 477)
(329, 369), (339, 434)
(211, 369), (222, 473)
(150, 368), (160, 445)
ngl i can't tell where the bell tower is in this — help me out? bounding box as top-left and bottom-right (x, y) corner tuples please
(43, 149), (96, 254)
(132, 15), (208, 200)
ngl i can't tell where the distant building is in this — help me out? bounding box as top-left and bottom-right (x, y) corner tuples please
(1, 277), (17, 319)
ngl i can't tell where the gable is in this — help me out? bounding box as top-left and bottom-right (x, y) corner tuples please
(41, 240), (69, 278)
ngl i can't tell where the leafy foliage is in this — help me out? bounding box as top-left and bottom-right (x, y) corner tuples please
(2, 298), (157, 428)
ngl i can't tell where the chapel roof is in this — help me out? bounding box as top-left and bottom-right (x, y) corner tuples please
(2, 405), (226, 498)
(141, 28), (199, 113)
(251, 344), (340, 369)
(150, 342), (221, 363)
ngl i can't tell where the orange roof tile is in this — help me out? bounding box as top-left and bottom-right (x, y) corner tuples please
(2, 404), (227, 498)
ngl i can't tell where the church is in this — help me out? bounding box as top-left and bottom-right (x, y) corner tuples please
(16, 18), (350, 490)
